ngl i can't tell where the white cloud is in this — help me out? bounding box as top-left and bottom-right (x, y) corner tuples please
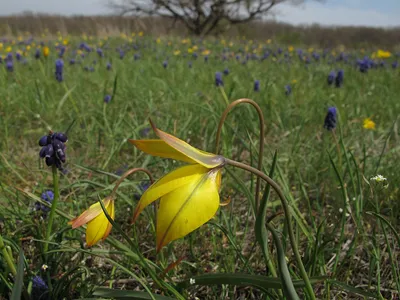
(271, 2), (400, 27)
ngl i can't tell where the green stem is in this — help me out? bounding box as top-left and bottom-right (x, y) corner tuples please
(0, 234), (17, 276)
(44, 165), (60, 255)
(225, 158), (316, 300)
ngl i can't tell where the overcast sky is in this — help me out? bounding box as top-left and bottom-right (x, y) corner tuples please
(0, 0), (399, 27)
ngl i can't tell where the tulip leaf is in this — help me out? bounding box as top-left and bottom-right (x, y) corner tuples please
(177, 273), (327, 292)
(266, 223), (300, 299)
(93, 287), (175, 299)
(10, 249), (25, 300)
(328, 280), (376, 298)
(255, 150), (278, 277)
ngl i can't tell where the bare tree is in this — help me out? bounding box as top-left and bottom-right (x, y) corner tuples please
(107, 0), (308, 35)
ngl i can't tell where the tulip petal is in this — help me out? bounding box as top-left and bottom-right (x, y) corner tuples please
(128, 139), (197, 164)
(150, 120), (225, 168)
(132, 164), (208, 222)
(86, 199), (115, 247)
(156, 169), (221, 251)
(69, 198), (111, 229)
(102, 199), (115, 242)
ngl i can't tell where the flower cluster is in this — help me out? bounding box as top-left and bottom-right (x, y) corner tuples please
(335, 70), (344, 88)
(215, 72), (223, 86)
(39, 132), (68, 170)
(34, 190), (54, 217)
(363, 118), (375, 130)
(370, 174), (389, 189)
(32, 276), (48, 300)
(254, 80), (260, 92)
(55, 59), (64, 82)
(324, 107), (337, 131)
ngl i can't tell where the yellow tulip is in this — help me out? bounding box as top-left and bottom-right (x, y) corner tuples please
(69, 197), (115, 247)
(129, 120), (225, 251)
(376, 50), (391, 59)
(363, 118), (376, 130)
(43, 46), (49, 57)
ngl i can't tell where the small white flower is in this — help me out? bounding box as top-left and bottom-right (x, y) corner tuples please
(370, 175), (387, 182)
(339, 208), (343, 213)
(41, 264), (49, 271)
(189, 278), (196, 285)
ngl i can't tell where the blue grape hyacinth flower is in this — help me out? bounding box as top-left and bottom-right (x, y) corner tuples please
(6, 60), (13, 72)
(285, 85), (291, 95)
(335, 70), (344, 88)
(55, 59), (64, 82)
(104, 95), (112, 103)
(324, 107), (337, 131)
(39, 132), (68, 171)
(35, 190), (54, 213)
(254, 80), (260, 92)
(32, 276), (48, 299)
(35, 49), (41, 59)
(133, 181), (151, 200)
(327, 71), (335, 85)
(215, 72), (223, 87)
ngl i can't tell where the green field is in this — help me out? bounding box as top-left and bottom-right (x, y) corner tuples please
(0, 35), (399, 299)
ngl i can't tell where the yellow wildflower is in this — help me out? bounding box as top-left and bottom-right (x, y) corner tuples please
(363, 118), (376, 130)
(376, 50), (391, 59)
(43, 46), (49, 57)
(69, 197), (115, 247)
(129, 120), (225, 251)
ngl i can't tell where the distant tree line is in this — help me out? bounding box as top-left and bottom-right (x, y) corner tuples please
(0, 14), (399, 48)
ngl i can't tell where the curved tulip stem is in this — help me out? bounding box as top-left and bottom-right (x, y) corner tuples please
(110, 167), (154, 198)
(215, 98), (265, 213)
(225, 158), (316, 300)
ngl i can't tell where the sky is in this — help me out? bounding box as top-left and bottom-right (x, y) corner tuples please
(0, 0), (399, 28)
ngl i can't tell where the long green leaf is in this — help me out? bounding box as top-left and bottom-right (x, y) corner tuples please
(266, 223), (300, 300)
(177, 273), (327, 292)
(93, 287), (174, 299)
(10, 249), (25, 300)
(255, 150), (278, 278)
(328, 280), (376, 298)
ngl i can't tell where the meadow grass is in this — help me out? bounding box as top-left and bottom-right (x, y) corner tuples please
(0, 35), (399, 299)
